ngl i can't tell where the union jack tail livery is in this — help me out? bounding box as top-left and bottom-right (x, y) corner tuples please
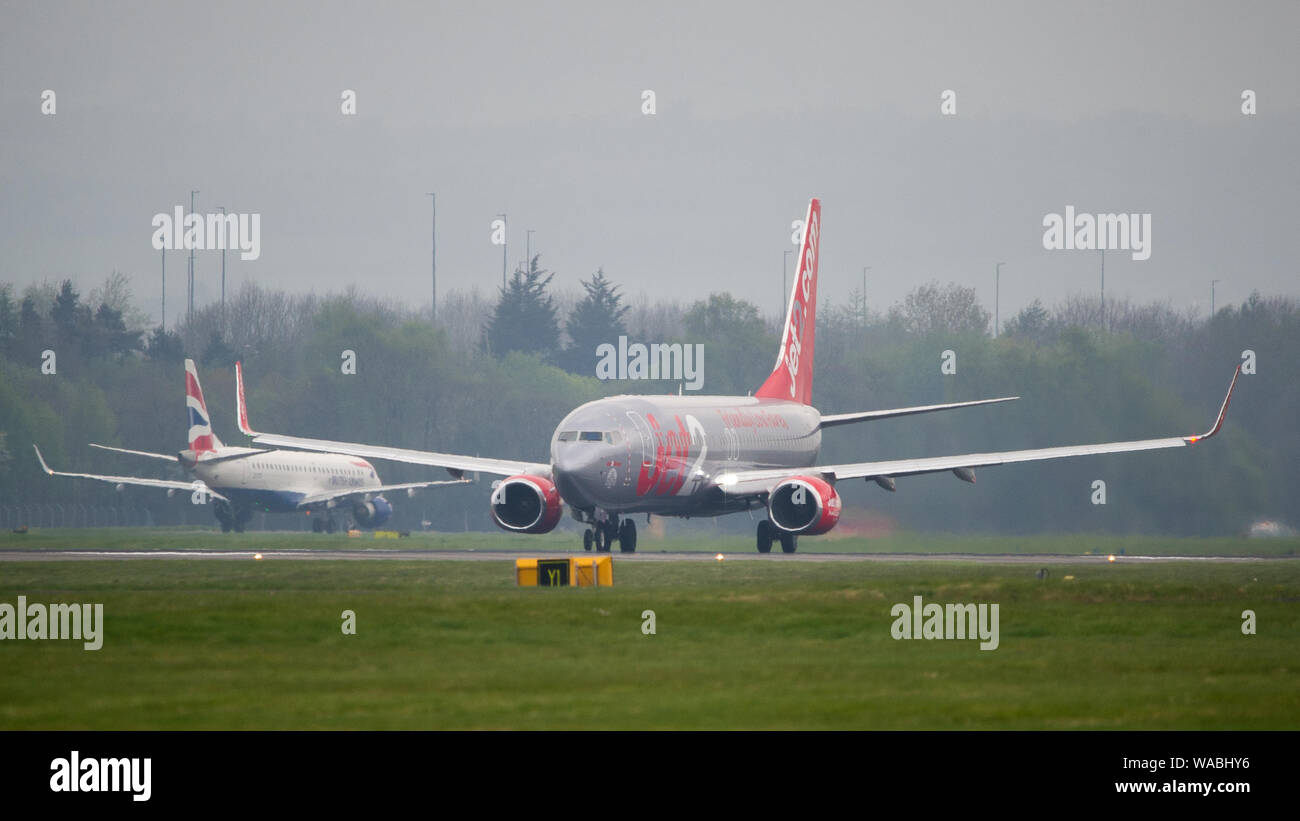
(37, 358), (466, 534)
(756, 197), (820, 405)
(185, 358), (222, 453)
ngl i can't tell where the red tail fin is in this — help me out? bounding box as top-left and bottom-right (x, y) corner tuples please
(756, 197), (820, 405)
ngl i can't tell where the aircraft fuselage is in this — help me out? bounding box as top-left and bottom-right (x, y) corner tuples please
(550, 394), (821, 518)
(190, 449), (382, 513)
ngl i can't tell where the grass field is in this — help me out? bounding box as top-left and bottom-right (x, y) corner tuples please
(1, 529), (1297, 729)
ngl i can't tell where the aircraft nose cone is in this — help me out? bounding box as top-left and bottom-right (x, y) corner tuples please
(552, 446), (607, 507)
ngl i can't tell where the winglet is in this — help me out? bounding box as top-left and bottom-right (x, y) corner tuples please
(1185, 364), (1241, 444)
(235, 361), (258, 436)
(32, 444), (53, 475)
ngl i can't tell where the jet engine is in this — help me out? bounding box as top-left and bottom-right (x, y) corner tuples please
(490, 474), (562, 534)
(768, 475), (841, 534)
(353, 496), (393, 528)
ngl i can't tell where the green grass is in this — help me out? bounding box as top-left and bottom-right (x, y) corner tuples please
(3, 527), (1297, 556)
(0, 554), (1296, 729)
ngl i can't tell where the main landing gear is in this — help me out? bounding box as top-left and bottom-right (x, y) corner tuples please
(583, 515), (636, 553)
(756, 520), (796, 554)
(311, 516), (338, 534)
(214, 501), (252, 533)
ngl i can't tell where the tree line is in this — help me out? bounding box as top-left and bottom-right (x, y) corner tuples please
(0, 266), (1294, 538)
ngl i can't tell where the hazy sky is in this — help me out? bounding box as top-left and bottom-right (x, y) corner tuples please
(2, 0), (1296, 326)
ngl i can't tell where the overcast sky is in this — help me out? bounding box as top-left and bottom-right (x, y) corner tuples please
(2, 0), (1296, 326)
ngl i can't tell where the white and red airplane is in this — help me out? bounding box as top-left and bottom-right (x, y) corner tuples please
(237, 198), (1240, 553)
(35, 359), (465, 532)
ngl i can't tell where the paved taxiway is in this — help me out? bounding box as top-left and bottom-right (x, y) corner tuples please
(0, 550), (1289, 564)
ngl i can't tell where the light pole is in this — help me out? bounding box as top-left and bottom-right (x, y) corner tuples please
(1099, 248), (1105, 331)
(1211, 279), (1220, 318)
(217, 205), (227, 335)
(783, 250), (792, 315)
(430, 193), (438, 320)
(497, 213), (508, 288)
(160, 247), (165, 330)
(995, 262), (1005, 337)
(188, 189), (199, 321)
(526, 229), (535, 273)
(862, 266), (871, 326)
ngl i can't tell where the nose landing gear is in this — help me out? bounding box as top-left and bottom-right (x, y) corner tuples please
(618, 518), (637, 553)
(582, 514), (636, 553)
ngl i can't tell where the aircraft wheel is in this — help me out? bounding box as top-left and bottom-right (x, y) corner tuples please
(214, 501), (233, 532)
(594, 526), (609, 552)
(325, 517), (336, 534)
(619, 519), (637, 553)
(583, 529), (593, 551)
(756, 520), (773, 553)
(779, 531), (797, 554)
(312, 518), (324, 533)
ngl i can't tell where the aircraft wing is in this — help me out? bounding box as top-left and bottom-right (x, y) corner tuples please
(246, 433), (548, 479)
(717, 365), (1241, 496)
(89, 443), (178, 462)
(34, 445), (229, 502)
(295, 478), (471, 508)
(235, 361), (548, 478)
(819, 396), (1019, 428)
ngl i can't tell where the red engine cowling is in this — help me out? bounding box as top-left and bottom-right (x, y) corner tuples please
(768, 475), (841, 535)
(489, 475), (563, 534)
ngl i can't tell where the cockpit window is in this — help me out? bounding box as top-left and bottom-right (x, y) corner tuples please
(560, 429), (622, 444)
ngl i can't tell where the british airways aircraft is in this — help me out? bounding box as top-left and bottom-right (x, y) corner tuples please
(34, 359), (465, 532)
(237, 198), (1240, 553)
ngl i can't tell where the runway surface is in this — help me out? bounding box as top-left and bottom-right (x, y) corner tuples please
(0, 549), (1290, 564)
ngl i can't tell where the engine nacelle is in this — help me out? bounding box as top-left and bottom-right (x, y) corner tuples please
(490, 474), (562, 534)
(353, 496), (393, 528)
(768, 475), (841, 535)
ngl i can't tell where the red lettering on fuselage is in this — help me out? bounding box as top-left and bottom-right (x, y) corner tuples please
(636, 413), (693, 497)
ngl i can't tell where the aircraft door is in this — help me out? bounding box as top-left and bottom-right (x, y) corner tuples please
(243, 458), (261, 487)
(626, 410), (653, 480)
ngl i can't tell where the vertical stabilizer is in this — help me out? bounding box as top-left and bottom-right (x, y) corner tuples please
(755, 197), (821, 405)
(185, 358), (223, 452)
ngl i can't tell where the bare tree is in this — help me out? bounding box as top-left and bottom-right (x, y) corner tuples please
(888, 281), (990, 335)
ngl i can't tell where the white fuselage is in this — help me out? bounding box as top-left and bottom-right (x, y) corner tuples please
(191, 449), (383, 513)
